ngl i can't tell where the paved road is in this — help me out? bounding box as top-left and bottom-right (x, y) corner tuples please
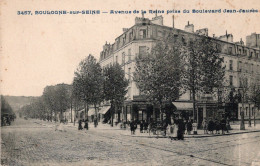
(1, 118), (260, 166)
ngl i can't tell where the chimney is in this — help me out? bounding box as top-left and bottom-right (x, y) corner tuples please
(213, 34), (215, 38)
(172, 15), (174, 28)
(184, 21), (194, 33)
(142, 12), (144, 18)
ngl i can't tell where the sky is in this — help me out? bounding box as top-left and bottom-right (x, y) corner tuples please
(0, 0), (259, 96)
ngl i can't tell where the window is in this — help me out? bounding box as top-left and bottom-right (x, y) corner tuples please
(238, 61), (242, 72)
(139, 46), (147, 56)
(245, 63), (248, 73)
(228, 47), (232, 54)
(229, 60), (233, 70)
(158, 31), (163, 38)
(140, 29), (147, 39)
(128, 87), (131, 98)
(239, 49), (242, 55)
(229, 75), (233, 86)
(256, 53), (259, 58)
(128, 49), (131, 61)
(251, 64), (254, 73)
(122, 52), (125, 65)
(128, 68), (131, 81)
(115, 56), (118, 64)
(250, 52), (253, 58)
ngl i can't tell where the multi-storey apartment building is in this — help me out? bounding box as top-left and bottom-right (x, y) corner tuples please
(99, 15), (260, 125)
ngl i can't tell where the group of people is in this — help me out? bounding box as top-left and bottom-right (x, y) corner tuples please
(202, 117), (230, 135)
(1, 115), (15, 126)
(128, 118), (194, 140)
(78, 119), (88, 130)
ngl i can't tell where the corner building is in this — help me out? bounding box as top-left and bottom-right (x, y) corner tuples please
(99, 16), (260, 126)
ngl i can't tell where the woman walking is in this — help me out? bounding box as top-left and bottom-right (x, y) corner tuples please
(84, 119), (88, 130)
(186, 120), (193, 135)
(202, 118), (208, 134)
(78, 120), (83, 130)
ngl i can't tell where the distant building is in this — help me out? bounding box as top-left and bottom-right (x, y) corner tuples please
(99, 15), (260, 126)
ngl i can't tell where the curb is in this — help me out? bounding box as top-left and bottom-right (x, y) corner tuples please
(121, 130), (260, 139)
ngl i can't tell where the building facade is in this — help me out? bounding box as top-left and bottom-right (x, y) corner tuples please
(99, 16), (260, 125)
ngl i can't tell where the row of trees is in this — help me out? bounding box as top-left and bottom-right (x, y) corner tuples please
(20, 33), (260, 130)
(20, 84), (72, 122)
(134, 33), (260, 129)
(134, 33), (225, 124)
(1, 95), (15, 116)
(73, 55), (128, 126)
(20, 55), (128, 126)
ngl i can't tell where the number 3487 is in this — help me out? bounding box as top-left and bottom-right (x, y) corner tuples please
(17, 11), (32, 15)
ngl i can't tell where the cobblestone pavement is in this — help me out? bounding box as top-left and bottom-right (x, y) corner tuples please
(1, 118), (260, 166)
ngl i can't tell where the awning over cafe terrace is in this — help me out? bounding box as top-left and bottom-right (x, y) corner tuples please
(172, 102), (193, 111)
(99, 106), (110, 114)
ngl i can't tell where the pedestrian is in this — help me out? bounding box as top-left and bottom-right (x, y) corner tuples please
(130, 120), (135, 135)
(78, 120), (83, 130)
(84, 119), (88, 130)
(134, 120), (137, 134)
(148, 121), (153, 136)
(221, 117), (226, 134)
(168, 120), (176, 140)
(140, 121), (143, 133)
(177, 118), (185, 140)
(186, 119), (193, 135)
(208, 118), (214, 134)
(202, 118), (208, 134)
(144, 120), (148, 133)
(226, 117), (230, 133)
(215, 119), (220, 134)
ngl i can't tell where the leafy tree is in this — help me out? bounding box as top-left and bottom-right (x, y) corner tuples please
(42, 84), (70, 122)
(181, 37), (225, 123)
(1, 95), (15, 116)
(103, 63), (128, 126)
(249, 81), (260, 126)
(134, 33), (186, 122)
(54, 84), (71, 122)
(73, 54), (104, 121)
(43, 86), (57, 122)
(238, 74), (249, 130)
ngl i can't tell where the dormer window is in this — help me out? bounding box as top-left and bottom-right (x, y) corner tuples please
(140, 29), (147, 39)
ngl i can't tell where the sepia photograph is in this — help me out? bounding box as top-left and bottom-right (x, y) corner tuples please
(1, 0), (260, 165)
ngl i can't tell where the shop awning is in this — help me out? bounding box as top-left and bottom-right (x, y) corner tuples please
(172, 102), (193, 110)
(99, 106), (110, 114)
(88, 108), (96, 116)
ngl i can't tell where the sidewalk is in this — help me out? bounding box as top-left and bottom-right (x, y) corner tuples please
(34, 119), (260, 139)
(93, 122), (260, 138)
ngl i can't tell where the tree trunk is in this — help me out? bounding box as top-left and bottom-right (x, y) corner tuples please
(111, 102), (114, 127)
(159, 102), (163, 123)
(192, 89), (196, 123)
(84, 102), (87, 120)
(248, 104), (251, 127)
(70, 104), (73, 123)
(254, 107), (256, 127)
(240, 96), (245, 130)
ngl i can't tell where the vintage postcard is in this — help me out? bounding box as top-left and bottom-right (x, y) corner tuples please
(1, 0), (260, 165)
